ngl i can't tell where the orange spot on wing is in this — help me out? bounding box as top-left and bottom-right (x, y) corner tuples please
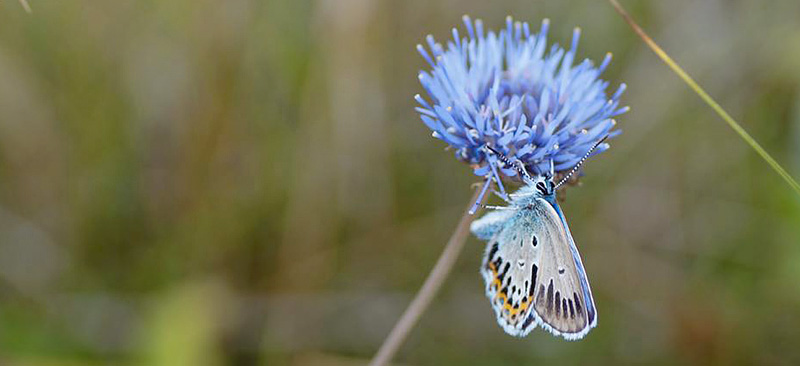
(488, 260), (532, 322)
(488, 262), (502, 290)
(502, 296), (532, 320)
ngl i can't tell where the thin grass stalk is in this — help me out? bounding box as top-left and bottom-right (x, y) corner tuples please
(607, 0), (800, 197)
(19, 0), (32, 13)
(369, 185), (487, 366)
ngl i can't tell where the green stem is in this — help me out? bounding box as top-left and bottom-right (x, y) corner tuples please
(608, 0), (800, 197)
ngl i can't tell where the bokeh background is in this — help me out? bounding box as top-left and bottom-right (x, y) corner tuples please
(0, 0), (799, 365)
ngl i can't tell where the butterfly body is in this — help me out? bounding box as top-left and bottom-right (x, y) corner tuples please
(471, 175), (597, 340)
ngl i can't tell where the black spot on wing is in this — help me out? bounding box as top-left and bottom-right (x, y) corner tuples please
(488, 242), (499, 261)
(537, 284), (545, 304)
(528, 264), (538, 296)
(546, 280), (554, 313)
(522, 313), (536, 329)
(531, 236), (538, 247)
(498, 262), (511, 282)
(569, 299), (575, 319)
(558, 268), (565, 274)
(555, 291), (561, 317)
(492, 257), (502, 271)
(573, 293), (583, 315)
(562, 298), (568, 318)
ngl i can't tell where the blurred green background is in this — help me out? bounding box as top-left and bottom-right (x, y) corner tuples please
(0, 0), (799, 365)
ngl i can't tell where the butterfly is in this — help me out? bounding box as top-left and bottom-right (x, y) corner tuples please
(469, 138), (606, 340)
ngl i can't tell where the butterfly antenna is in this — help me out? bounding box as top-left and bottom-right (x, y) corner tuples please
(485, 145), (531, 181)
(554, 135), (609, 190)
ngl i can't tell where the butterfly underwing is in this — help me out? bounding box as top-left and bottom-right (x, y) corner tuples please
(470, 175), (597, 340)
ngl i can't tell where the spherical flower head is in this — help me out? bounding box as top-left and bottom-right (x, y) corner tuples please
(416, 16), (628, 195)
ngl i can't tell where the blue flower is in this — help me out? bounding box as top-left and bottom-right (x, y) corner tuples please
(416, 16), (627, 208)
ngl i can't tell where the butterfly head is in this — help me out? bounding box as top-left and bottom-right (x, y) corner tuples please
(485, 134), (607, 188)
(483, 145), (557, 202)
(533, 175), (556, 196)
(510, 174), (556, 207)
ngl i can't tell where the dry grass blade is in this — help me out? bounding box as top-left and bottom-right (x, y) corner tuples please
(369, 186), (487, 366)
(607, 0), (800, 198)
(19, 0), (32, 13)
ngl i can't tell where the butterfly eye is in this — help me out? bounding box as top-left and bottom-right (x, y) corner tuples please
(535, 182), (548, 195)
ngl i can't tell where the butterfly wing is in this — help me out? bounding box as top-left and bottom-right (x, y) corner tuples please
(527, 197), (597, 340)
(475, 198), (597, 340)
(476, 208), (542, 337)
(470, 209), (516, 241)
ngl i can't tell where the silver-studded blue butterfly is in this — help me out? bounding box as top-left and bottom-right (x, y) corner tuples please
(470, 138), (606, 340)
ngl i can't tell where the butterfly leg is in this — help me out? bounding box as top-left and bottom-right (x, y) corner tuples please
(481, 204), (516, 210)
(491, 189), (513, 203)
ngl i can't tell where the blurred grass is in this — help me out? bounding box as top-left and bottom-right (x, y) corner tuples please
(141, 281), (225, 366)
(0, 0), (798, 365)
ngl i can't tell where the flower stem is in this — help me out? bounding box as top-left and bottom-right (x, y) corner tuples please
(369, 186), (487, 366)
(608, 0), (800, 197)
